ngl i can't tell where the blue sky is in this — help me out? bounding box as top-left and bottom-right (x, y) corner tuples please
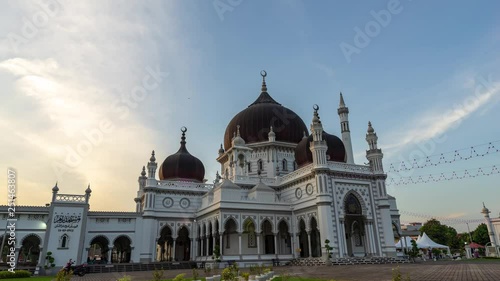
(0, 0), (499, 232)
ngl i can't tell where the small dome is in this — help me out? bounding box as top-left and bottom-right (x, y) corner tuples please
(367, 121), (375, 133)
(218, 144), (225, 154)
(232, 125), (246, 147)
(159, 128), (205, 182)
(294, 131), (347, 167)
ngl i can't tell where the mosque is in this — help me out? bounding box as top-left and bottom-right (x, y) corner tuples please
(1, 72), (403, 269)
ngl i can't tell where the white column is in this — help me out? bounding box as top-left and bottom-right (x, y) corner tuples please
(368, 222), (376, 255)
(172, 239), (177, 261)
(219, 234), (223, 256)
(340, 221), (348, 257)
(201, 237), (204, 256)
(274, 233), (278, 255)
(206, 237), (209, 257)
(213, 234), (216, 255)
(37, 248), (44, 267)
(257, 234), (261, 256)
(107, 246), (112, 264)
(238, 233), (242, 256)
(307, 232), (312, 257)
(190, 239), (194, 260)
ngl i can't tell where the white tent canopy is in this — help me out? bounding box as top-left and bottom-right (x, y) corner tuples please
(395, 236), (415, 249)
(417, 232), (451, 254)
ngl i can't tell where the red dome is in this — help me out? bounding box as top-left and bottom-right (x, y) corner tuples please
(159, 130), (205, 182)
(224, 90), (308, 150)
(294, 131), (346, 167)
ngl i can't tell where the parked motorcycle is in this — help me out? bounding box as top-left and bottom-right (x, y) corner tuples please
(63, 262), (89, 276)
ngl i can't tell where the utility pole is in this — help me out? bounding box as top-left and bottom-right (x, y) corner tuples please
(466, 222), (473, 244)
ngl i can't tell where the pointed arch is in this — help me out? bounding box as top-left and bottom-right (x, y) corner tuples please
(18, 234), (42, 264)
(223, 218), (238, 253)
(20, 233), (43, 245)
(277, 218), (290, 231)
(176, 226), (191, 261)
(257, 159), (263, 171)
(112, 235), (132, 263)
(310, 217), (321, 257)
(343, 191), (366, 216)
(261, 219), (274, 254)
(278, 220), (291, 254)
(298, 218), (309, 258)
(261, 218), (274, 234)
(89, 235), (110, 263)
(158, 225), (174, 261)
(223, 216), (239, 232)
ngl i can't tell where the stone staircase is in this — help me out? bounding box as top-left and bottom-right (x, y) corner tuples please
(290, 256), (410, 266)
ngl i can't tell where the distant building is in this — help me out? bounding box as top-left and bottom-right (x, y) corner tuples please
(0, 72), (401, 268)
(400, 222), (423, 240)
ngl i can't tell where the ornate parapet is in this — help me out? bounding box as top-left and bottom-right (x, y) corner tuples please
(54, 194), (86, 203)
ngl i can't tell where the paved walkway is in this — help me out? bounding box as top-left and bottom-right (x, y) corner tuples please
(67, 260), (500, 281)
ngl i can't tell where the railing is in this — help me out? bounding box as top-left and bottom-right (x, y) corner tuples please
(328, 162), (373, 174)
(55, 194), (86, 203)
(158, 181), (213, 190)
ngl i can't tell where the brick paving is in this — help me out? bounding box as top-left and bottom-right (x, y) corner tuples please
(68, 260), (500, 281)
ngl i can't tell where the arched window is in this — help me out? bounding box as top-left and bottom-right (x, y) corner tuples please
(257, 159), (263, 171)
(247, 162), (251, 173)
(293, 161), (297, 171)
(59, 234), (69, 249)
(282, 159), (288, 171)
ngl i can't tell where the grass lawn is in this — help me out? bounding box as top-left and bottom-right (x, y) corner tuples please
(0, 276), (54, 281)
(272, 277), (328, 281)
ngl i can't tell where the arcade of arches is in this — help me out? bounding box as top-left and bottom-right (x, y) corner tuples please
(0, 234), (42, 265)
(88, 235), (132, 264)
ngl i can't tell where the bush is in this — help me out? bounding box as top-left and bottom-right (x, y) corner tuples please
(392, 266), (410, 281)
(241, 272), (250, 281)
(221, 268), (235, 281)
(55, 269), (73, 281)
(117, 275), (132, 281)
(173, 273), (186, 281)
(152, 268), (164, 281)
(192, 268), (200, 280)
(0, 270), (32, 279)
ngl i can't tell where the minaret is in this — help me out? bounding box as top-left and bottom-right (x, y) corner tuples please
(338, 92), (354, 164)
(147, 150), (157, 179)
(309, 104), (328, 168)
(366, 121), (384, 173)
(481, 203), (498, 246)
(309, 105), (335, 258)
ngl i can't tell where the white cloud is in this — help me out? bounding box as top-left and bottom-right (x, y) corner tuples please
(0, 1), (183, 211)
(382, 74), (500, 154)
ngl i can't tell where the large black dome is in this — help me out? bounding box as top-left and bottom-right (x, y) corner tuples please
(159, 129), (205, 182)
(224, 77), (308, 150)
(294, 131), (346, 167)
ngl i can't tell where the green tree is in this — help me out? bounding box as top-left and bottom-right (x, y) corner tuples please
(420, 219), (448, 245)
(445, 226), (460, 250)
(472, 223), (490, 245)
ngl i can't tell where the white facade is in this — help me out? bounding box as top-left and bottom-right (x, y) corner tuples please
(0, 76), (401, 268)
